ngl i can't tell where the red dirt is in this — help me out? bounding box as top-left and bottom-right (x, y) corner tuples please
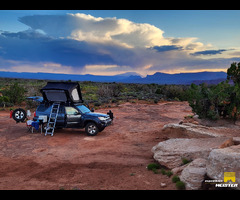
(0, 101), (192, 190)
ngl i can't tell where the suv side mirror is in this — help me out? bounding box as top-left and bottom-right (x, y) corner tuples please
(74, 111), (81, 115)
(91, 108), (94, 112)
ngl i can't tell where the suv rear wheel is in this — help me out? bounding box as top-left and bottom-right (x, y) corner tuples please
(85, 122), (99, 136)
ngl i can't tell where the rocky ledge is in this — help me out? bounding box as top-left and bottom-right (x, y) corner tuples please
(152, 138), (227, 169)
(152, 121), (240, 190)
(207, 145), (240, 187)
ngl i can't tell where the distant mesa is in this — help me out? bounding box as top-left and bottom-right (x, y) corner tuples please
(0, 71), (227, 85)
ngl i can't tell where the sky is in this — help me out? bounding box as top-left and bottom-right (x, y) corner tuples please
(1, 10), (240, 76)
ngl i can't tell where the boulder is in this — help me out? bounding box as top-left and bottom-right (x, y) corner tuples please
(180, 158), (207, 190)
(172, 164), (189, 174)
(206, 144), (240, 189)
(162, 123), (224, 138)
(152, 138), (226, 169)
(233, 137), (240, 145)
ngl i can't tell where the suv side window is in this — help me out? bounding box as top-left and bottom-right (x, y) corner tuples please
(65, 107), (79, 115)
(59, 105), (65, 114)
(37, 104), (48, 112)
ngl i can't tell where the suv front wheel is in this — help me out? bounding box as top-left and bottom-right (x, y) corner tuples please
(85, 122), (99, 136)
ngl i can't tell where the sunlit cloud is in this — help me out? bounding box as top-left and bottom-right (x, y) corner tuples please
(82, 64), (134, 75)
(0, 12), (239, 76)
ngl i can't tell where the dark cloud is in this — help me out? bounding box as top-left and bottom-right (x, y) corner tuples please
(0, 30), (116, 67)
(191, 49), (228, 56)
(1, 30), (49, 40)
(149, 45), (183, 52)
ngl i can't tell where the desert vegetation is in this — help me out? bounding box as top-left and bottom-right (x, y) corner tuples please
(0, 78), (190, 110)
(1, 62), (240, 124)
(187, 62), (240, 123)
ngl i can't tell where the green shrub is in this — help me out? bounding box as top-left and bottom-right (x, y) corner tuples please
(175, 181), (185, 190)
(147, 163), (161, 174)
(172, 175), (180, 183)
(166, 170), (173, 177)
(181, 157), (191, 165)
(2, 82), (25, 105)
(111, 99), (118, 103)
(154, 99), (159, 104)
(152, 168), (159, 174)
(94, 102), (101, 107)
(160, 168), (166, 175)
(147, 163), (160, 170)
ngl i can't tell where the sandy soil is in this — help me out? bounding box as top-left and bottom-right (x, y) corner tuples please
(0, 101), (193, 190)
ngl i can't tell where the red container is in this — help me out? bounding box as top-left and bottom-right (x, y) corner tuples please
(10, 110), (13, 118)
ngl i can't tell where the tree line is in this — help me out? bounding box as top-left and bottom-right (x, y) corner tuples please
(187, 62), (240, 123)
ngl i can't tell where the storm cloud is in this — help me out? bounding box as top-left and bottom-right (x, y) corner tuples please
(0, 13), (239, 75)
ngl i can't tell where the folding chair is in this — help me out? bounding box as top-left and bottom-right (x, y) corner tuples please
(26, 120), (33, 132)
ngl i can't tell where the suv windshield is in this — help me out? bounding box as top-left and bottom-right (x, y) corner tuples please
(76, 105), (91, 114)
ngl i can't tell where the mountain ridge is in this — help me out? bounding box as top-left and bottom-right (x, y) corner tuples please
(0, 71), (227, 85)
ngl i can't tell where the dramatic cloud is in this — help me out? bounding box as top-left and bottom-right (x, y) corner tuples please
(19, 13), (170, 48)
(0, 13), (239, 76)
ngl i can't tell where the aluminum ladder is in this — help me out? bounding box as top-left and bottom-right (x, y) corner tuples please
(45, 103), (60, 136)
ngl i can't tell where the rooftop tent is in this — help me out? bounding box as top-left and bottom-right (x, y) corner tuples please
(40, 82), (83, 103)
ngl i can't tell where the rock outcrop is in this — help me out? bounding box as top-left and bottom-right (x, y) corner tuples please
(162, 123), (225, 138)
(206, 144), (240, 189)
(153, 120), (240, 190)
(180, 158), (207, 190)
(151, 138), (226, 169)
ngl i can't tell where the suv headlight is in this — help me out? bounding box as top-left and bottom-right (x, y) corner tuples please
(98, 117), (106, 121)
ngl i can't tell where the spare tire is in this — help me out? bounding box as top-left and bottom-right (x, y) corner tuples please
(12, 108), (27, 122)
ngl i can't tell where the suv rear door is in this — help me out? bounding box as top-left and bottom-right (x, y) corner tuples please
(65, 106), (81, 128)
(36, 104), (65, 127)
(56, 105), (65, 127)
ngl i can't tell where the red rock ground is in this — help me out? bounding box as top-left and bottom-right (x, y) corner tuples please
(0, 101), (192, 190)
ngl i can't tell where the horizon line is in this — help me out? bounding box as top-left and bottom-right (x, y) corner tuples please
(0, 70), (227, 78)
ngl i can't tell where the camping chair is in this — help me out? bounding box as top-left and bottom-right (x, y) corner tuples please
(26, 120), (33, 132)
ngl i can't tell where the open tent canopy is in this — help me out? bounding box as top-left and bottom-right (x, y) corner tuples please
(40, 82), (83, 103)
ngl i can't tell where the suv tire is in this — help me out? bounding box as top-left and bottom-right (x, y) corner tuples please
(85, 122), (99, 136)
(12, 108), (27, 122)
